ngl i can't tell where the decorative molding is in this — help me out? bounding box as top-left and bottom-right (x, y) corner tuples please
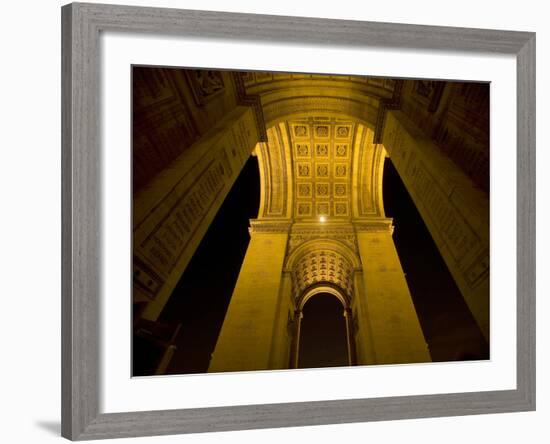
(411, 80), (446, 113)
(383, 112), (489, 290)
(262, 96), (379, 128)
(289, 233), (358, 255)
(244, 72), (397, 93)
(265, 126), (289, 217)
(137, 155), (231, 276)
(355, 130), (386, 217)
(373, 79), (404, 144)
(133, 67), (201, 191)
(291, 249), (354, 299)
(353, 219), (394, 233)
(132, 255), (165, 300)
(287, 224), (359, 258)
(233, 72), (268, 141)
(249, 219), (292, 234)
(184, 69), (225, 106)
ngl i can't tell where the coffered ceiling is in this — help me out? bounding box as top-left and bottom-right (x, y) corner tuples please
(290, 117), (354, 219)
(255, 116), (385, 222)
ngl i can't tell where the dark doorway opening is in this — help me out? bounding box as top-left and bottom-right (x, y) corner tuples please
(298, 293), (349, 369)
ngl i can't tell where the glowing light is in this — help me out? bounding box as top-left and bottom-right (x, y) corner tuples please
(319, 215), (326, 223)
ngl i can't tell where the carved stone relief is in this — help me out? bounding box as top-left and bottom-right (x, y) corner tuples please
(287, 225), (359, 258)
(383, 112), (488, 290)
(133, 109), (258, 301)
(289, 117), (354, 220)
(291, 249), (354, 299)
(185, 70), (225, 106)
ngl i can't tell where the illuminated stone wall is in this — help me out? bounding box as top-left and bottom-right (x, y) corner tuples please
(209, 222), (291, 372)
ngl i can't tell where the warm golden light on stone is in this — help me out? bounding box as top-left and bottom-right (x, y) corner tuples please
(132, 68), (490, 375)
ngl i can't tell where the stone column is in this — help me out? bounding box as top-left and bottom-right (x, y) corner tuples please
(343, 307), (357, 365)
(208, 221), (291, 373)
(355, 220), (431, 364)
(267, 272), (295, 369)
(133, 106), (260, 321)
(382, 110), (490, 340)
(351, 271), (377, 366)
(290, 311), (303, 369)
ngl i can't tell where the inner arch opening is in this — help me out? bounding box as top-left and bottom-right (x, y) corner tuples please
(298, 292), (349, 369)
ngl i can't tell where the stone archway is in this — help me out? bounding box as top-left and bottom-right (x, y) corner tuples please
(293, 285), (356, 369)
(208, 105), (433, 372)
(296, 291), (351, 369)
(131, 69), (489, 374)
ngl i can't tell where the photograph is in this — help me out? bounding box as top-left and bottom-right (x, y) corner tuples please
(131, 68), (490, 376)
(0, 0), (540, 442)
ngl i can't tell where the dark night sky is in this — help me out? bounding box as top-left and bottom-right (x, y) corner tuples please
(383, 160), (488, 362)
(135, 155), (488, 375)
(156, 156), (261, 375)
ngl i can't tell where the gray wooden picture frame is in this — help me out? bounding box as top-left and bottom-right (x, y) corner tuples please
(61, 2), (536, 440)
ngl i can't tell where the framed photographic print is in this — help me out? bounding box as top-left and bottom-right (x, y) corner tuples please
(61, 2), (536, 440)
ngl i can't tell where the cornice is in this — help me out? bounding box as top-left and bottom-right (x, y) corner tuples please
(232, 72), (268, 141)
(248, 219), (292, 234)
(353, 218), (394, 233)
(373, 79), (404, 144)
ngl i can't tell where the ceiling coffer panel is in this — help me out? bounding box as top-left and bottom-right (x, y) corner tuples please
(291, 117), (354, 221)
